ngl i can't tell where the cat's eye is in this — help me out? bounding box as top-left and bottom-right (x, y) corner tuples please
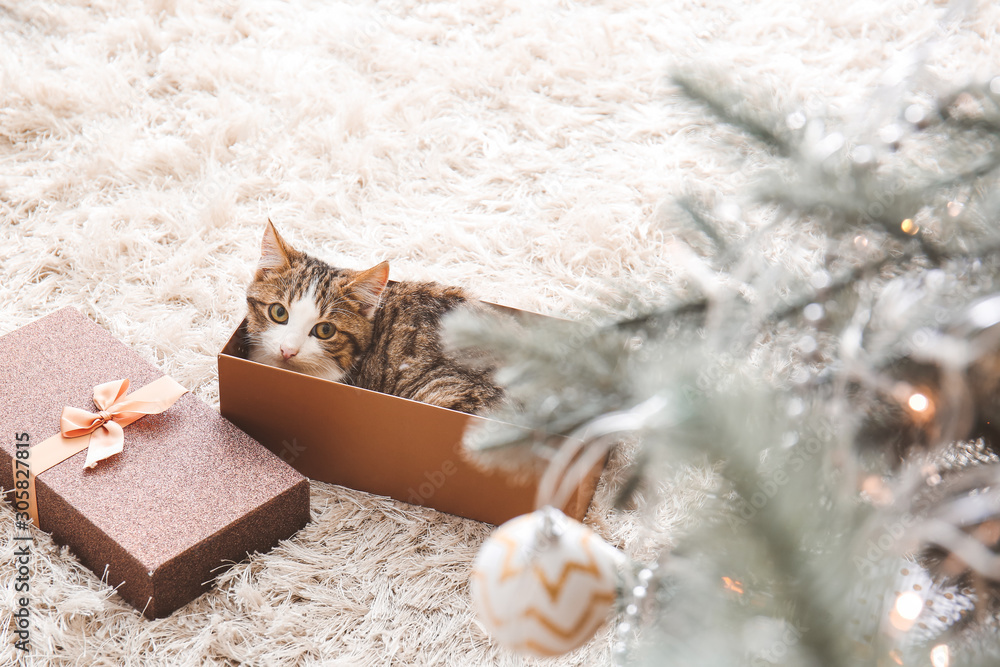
(311, 323), (335, 340)
(268, 303), (288, 324)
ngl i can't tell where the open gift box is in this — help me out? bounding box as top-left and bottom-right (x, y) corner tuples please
(218, 302), (604, 525)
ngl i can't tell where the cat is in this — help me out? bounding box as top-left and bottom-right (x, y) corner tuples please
(244, 221), (504, 415)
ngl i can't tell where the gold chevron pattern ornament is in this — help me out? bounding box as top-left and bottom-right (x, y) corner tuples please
(470, 506), (625, 657)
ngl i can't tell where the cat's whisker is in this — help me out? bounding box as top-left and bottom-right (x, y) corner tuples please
(323, 307), (357, 319)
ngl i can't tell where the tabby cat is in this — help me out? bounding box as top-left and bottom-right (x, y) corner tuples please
(245, 222), (504, 414)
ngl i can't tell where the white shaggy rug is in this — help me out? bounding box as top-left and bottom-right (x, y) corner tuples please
(1, 0), (998, 665)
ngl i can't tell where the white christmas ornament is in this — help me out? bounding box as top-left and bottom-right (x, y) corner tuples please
(470, 506), (625, 657)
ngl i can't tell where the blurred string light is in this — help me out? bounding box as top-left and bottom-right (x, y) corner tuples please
(851, 145), (874, 164)
(862, 475), (893, 505)
(895, 591), (923, 621)
(930, 643), (950, 667)
(810, 270), (831, 289)
(900, 218), (918, 235)
(803, 303), (825, 322)
(798, 335), (818, 354)
(814, 132), (845, 160)
(879, 123), (903, 144)
(722, 576), (744, 594)
(786, 111), (807, 130)
(904, 104), (927, 124)
(908, 393), (930, 412)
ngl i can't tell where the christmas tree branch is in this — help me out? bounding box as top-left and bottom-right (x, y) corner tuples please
(676, 196), (729, 252)
(671, 71), (792, 156)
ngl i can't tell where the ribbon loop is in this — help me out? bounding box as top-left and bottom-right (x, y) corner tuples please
(18, 376), (189, 527)
(58, 376), (188, 469)
(93, 379), (130, 411)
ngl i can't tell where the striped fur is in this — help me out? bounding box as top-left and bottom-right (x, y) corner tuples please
(245, 222), (504, 414)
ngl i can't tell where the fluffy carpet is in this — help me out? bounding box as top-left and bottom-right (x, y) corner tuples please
(1, 0), (998, 665)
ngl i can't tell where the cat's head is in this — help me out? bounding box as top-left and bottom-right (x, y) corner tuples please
(245, 221), (389, 381)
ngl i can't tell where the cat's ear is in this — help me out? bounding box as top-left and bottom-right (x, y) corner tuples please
(348, 261), (390, 318)
(256, 220), (294, 277)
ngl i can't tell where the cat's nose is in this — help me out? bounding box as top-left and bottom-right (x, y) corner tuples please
(280, 344), (298, 360)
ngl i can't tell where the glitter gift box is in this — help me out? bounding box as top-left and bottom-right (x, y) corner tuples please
(218, 303), (603, 526)
(0, 307), (310, 619)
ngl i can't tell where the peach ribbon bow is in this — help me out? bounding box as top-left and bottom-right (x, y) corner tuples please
(17, 376), (188, 527)
(60, 377), (188, 469)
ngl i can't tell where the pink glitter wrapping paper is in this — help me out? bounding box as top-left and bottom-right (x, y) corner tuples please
(0, 307), (311, 618)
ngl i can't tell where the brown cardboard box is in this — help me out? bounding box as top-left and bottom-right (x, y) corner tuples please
(0, 307), (311, 618)
(218, 304), (602, 525)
